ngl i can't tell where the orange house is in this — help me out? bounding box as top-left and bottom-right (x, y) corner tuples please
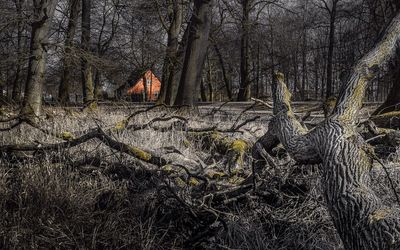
(127, 70), (161, 101)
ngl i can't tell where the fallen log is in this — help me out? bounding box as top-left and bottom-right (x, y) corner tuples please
(0, 128), (167, 166)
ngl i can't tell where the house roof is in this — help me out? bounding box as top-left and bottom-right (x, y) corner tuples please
(127, 70), (161, 95)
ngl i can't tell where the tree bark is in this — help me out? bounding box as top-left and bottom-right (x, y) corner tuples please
(174, 0), (213, 106)
(260, 11), (400, 249)
(206, 54), (213, 102)
(326, 0), (338, 99)
(158, 0), (183, 105)
(21, 0), (58, 118)
(301, 7), (308, 100)
(237, 0), (251, 101)
(200, 78), (207, 101)
(213, 44), (232, 100)
(81, 0), (94, 103)
(12, 0), (25, 103)
(58, 0), (80, 104)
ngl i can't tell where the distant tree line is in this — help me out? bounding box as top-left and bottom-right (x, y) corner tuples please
(0, 0), (399, 116)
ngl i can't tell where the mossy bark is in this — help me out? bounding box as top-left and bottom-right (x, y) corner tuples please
(203, 132), (250, 173)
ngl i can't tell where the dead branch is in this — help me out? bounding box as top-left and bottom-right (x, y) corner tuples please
(370, 111), (400, 129)
(251, 97), (273, 109)
(200, 101), (230, 117)
(0, 119), (23, 131)
(1, 128), (167, 167)
(125, 115), (188, 131)
(231, 102), (257, 128)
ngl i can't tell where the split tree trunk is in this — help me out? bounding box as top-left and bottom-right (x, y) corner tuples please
(174, 0), (212, 106)
(21, 0), (58, 118)
(258, 11), (400, 249)
(58, 0), (80, 104)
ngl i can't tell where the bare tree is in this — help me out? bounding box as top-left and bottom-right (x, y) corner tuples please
(58, 0), (80, 104)
(21, 0), (58, 119)
(81, 0), (94, 103)
(158, 0), (183, 105)
(174, 0), (213, 106)
(237, 0), (251, 101)
(93, 0), (120, 99)
(11, 0), (25, 102)
(319, 0), (340, 99)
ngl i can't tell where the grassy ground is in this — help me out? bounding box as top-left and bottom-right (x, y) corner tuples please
(0, 104), (399, 249)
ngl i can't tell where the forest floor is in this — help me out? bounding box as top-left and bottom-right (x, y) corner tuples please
(0, 102), (399, 249)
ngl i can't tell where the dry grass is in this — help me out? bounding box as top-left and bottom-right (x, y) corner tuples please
(0, 104), (398, 249)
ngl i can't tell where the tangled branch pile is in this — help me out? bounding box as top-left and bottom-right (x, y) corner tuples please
(0, 101), (399, 249)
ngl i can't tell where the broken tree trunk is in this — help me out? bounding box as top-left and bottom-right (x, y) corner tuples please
(258, 12), (400, 249)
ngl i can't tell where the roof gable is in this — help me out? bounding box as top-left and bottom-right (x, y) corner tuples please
(127, 70), (161, 95)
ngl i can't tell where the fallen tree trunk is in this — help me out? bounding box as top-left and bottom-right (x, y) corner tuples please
(258, 11), (400, 249)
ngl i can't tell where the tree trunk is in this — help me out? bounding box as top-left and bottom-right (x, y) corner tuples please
(206, 54), (213, 102)
(255, 43), (261, 98)
(142, 75), (147, 102)
(314, 54), (319, 99)
(58, 0), (80, 104)
(158, 0), (183, 105)
(165, 26), (188, 105)
(200, 78), (207, 101)
(21, 0), (58, 119)
(12, 0), (25, 103)
(326, 0), (338, 99)
(213, 44), (232, 100)
(94, 70), (102, 99)
(301, 19), (307, 100)
(237, 0), (251, 101)
(174, 0), (213, 106)
(258, 11), (400, 249)
(81, 0), (94, 103)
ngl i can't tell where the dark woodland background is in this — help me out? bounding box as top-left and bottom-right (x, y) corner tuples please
(1, 0), (400, 249)
(0, 0), (399, 110)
